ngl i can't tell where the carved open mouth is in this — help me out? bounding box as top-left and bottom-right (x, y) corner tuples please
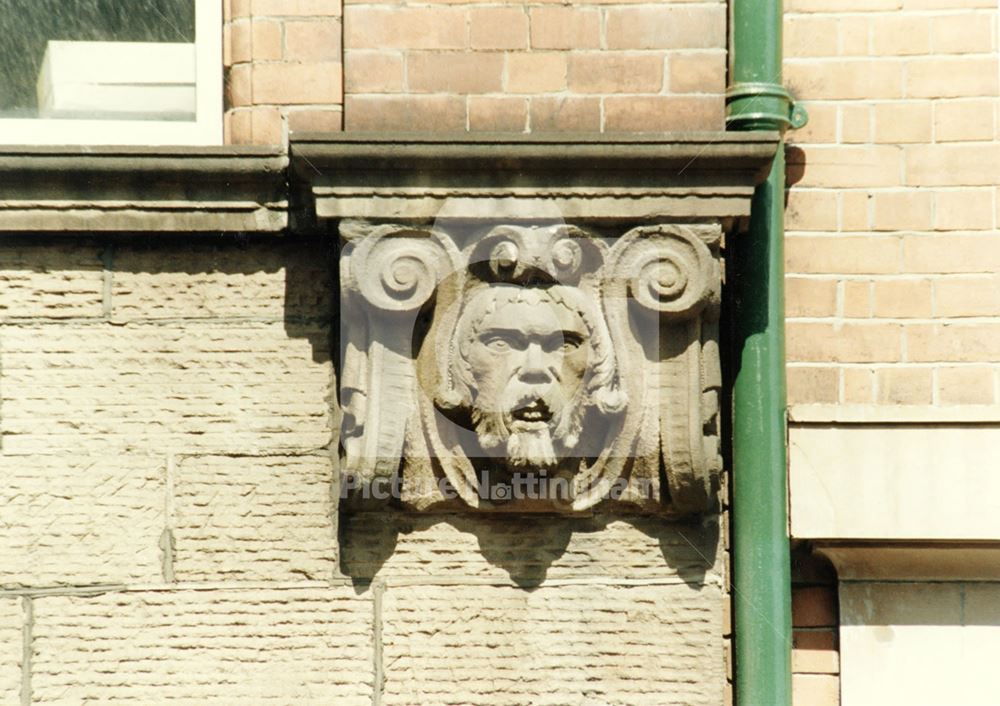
(510, 399), (552, 426)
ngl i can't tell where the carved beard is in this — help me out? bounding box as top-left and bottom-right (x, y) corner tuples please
(471, 384), (586, 471)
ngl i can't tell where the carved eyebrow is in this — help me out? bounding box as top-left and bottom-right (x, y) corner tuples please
(479, 327), (527, 343)
(480, 326), (523, 336)
(479, 328), (585, 350)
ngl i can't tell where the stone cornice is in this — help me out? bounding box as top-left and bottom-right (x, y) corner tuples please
(291, 132), (780, 223)
(0, 134), (780, 233)
(0, 146), (288, 232)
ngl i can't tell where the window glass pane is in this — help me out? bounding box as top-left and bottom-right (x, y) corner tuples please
(0, 0), (196, 121)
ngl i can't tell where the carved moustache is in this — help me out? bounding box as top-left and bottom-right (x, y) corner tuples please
(473, 382), (584, 455)
(501, 383), (570, 431)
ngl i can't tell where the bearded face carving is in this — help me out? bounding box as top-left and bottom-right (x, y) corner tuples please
(340, 221), (722, 514)
(457, 286), (595, 472)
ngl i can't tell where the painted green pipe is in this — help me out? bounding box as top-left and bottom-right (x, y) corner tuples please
(727, 0), (805, 703)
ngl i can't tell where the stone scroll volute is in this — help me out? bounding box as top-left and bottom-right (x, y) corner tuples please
(340, 221), (722, 515)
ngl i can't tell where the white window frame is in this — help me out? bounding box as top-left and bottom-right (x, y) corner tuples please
(0, 0), (222, 146)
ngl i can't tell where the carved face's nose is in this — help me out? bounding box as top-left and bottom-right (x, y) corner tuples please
(517, 342), (554, 384)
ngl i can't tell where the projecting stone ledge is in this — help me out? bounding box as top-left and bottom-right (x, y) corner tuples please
(0, 146), (288, 232)
(291, 132), (779, 225)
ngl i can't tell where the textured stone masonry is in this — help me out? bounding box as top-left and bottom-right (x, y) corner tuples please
(381, 582), (723, 706)
(0, 455), (165, 589)
(173, 455), (338, 582)
(30, 587), (373, 705)
(0, 321), (332, 455)
(0, 244), (104, 321)
(0, 598), (22, 705)
(111, 241), (332, 323)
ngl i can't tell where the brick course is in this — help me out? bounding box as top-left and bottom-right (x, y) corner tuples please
(225, 0), (344, 143)
(785, 2), (1000, 408)
(342, 0), (727, 132)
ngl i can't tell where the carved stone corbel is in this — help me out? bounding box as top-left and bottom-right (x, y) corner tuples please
(340, 220), (722, 514)
(292, 134), (779, 515)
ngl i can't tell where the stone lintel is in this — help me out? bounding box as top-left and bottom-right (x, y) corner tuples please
(291, 132), (780, 223)
(0, 146), (288, 232)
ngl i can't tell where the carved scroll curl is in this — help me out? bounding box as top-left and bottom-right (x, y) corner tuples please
(603, 225), (721, 514)
(340, 224), (463, 487)
(350, 227), (458, 313)
(615, 225), (717, 320)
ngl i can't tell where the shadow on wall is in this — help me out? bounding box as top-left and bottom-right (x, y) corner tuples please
(61, 232), (339, 365)
(339, 511), (721, 591)
(785, 145), (807, 189)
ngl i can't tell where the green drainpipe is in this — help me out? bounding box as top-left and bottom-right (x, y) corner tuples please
(727, 0), (807, 704)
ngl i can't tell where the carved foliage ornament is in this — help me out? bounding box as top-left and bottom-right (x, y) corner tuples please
(340, 222), (722, 514)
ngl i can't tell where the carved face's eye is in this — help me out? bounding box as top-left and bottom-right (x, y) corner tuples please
(481, 331), (524, 352)
(485, 337), (511, 352)
(544, 332), (584, 354)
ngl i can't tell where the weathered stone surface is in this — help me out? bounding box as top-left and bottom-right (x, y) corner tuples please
(173, 454), (337, 582)
(0, 243), (104, 320)
(381, 582), (724, 706)
(0, 598), (22, 705)
(0, 455), (164, 588)
(112, 242), (331, 322)
(32, 587), (373, 705)
(342, 512), (722, 584)
(0, 322), (332, 455)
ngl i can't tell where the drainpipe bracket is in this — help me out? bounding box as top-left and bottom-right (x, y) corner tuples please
(726, 82), (809, 132)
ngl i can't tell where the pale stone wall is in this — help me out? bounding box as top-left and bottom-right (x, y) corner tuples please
(0, 598), (23, 705)
(839, 582), (1000, 706)
(0, 238), (727, 704)
(31, 588), (373, 706)
(17, 0), (1000, 702)
(784, 0), (1000, 407)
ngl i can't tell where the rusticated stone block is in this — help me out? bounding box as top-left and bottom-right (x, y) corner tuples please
(0, 598), (22, 704)
(381, 582), (724, 706)
(111, 242), (332, 322)
(31, 587), (373, 705)
(0, 455), (164, 588)
(173, 455), (337, 582)
(0, 322), (332, 455)
(0, 244), (104, 320)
